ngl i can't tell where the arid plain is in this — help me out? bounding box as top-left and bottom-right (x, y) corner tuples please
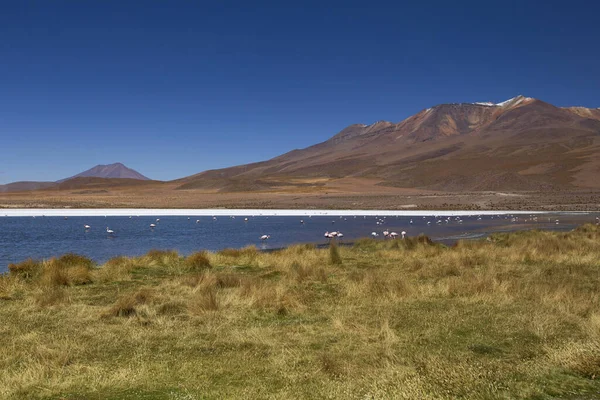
(1, 177), (600, 211)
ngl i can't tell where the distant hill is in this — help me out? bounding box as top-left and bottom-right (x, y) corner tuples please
(57, 163), (149, 182)
(0, 163), (150, 193)
(176, 96), (600, 192)
(0, 181), (58, 193)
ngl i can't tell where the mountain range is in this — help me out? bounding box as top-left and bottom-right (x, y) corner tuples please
(176, 96), (600, 192)
(2, 95), (600, 195)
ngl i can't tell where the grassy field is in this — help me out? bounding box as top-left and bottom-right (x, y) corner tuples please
(1, 226), (600, 399)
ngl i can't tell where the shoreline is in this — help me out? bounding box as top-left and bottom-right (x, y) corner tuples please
(0, 208), (583, 217)
(1, 223), (587, 273)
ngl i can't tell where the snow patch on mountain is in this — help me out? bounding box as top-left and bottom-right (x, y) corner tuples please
(471, 96), (534, 108)
(496, 95), (533, 107)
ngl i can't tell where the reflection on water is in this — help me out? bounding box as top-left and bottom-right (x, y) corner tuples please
(1, 212), (598, 272)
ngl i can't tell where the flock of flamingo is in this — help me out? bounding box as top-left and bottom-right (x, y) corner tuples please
(73, 214), (599, 244)
(91, 214), (435, 243)
(370, 230), (407, 239)
(84, 215), (414, 242)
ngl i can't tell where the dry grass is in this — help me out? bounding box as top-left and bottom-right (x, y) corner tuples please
(94, 255), (139, 282)
(189, 286), (219, 313)
(329, 241), (343, 265)
(104, 288), (154, 318)
(8, 254), (95, 289)
(2, 225), (600, 399)
(7, 258), (43, 280)
(184, 250), (211, 272)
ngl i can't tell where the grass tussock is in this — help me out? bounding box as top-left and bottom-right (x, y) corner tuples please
(104, 288), (153, 318)
(56, 253), (95, 269)
(215, 272), (242, 288)
(2, 224), (600, 399)
(189, 287), (219, 313)
(329, 242), (343, 265)
(143, 249), (180, 267)
(8, 254), (96, 289)
(184, 251), (211, 271)
(8, 258), (43, 280)
(213, 246), (260, 268)
(0, 275), (20, 300)
(218, 246), (258, 259)
(41, 255), (95, 287)
(95, 255), (139, 282)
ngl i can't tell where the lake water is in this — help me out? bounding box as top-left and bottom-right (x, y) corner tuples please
(1, 210), (598, 273)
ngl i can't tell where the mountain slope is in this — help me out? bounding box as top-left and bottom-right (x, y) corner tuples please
(57, 163), (149, 182)
(177, 96), (600, 192)
(0, 181), (58, 193)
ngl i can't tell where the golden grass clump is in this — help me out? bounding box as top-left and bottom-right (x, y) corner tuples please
(56, 253), (95, 269)
(0, 275), (19, 300)
(218, 246), (258, 258)
(95, 255), (139, 282)
(181, 269), (243, 292)
(184, 251), (211, 272)
(67, 265), (93, 285)
(187, 272), (222, 313)
(353, 235), (436, 253)
(189, 287), (219, 313)
(215, 272), (242, 288)
(212, 246), (261, 269)
(35, 255), (95, 287)
(181, 269), (217, 288)
(40, 259), (70, 287)
(104, 288), (153, 318)
(28, 254), (95, 286)
(143, 249), (181, 267)
(237, 276), (300, 315)
(8, 258), (43, 280)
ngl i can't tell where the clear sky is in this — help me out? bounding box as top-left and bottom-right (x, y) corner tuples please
(1, 0), (599, 183)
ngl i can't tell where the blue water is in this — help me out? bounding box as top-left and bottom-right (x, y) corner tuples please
(1, 212), (598, 272)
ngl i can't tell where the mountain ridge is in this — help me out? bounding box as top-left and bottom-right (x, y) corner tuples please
(2, 96), (599, 195)
(176, 95), (600, 192)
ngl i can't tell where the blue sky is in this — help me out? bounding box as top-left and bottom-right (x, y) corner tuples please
(1, 0), (599, 183)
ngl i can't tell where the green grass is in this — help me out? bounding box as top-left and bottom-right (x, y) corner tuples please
(1, 225), (600, 399)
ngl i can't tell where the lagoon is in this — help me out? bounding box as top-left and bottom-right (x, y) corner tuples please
(1, 209), (598, 272)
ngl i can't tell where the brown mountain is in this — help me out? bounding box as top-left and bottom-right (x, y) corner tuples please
(57, 163), (149, 182)
(0, 163), (150, 193)
(177, 96), (600, 192)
